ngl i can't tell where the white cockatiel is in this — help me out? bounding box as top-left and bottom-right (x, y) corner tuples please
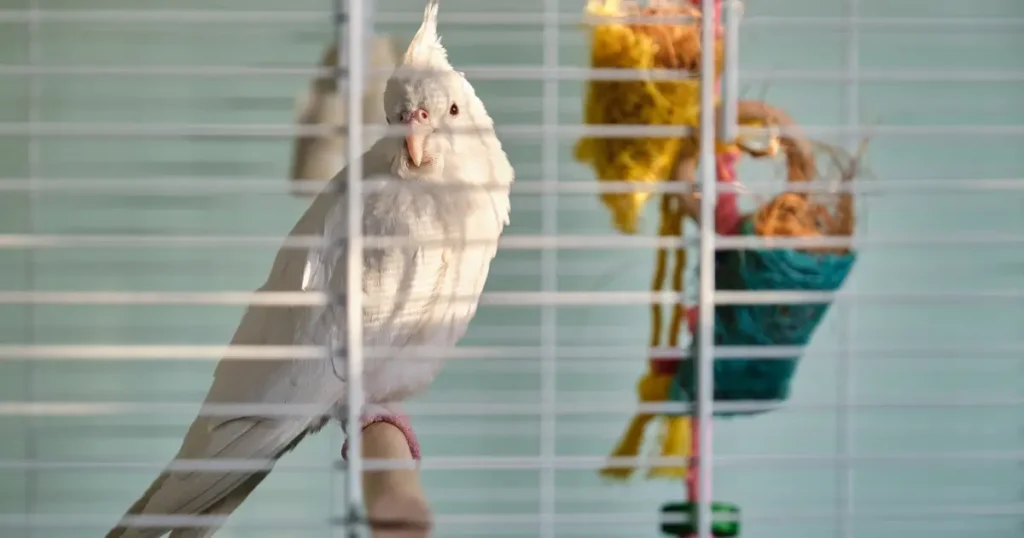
(105, 1), (514, 536)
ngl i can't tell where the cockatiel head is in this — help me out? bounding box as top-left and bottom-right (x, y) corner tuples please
(382, 0), (513, 187)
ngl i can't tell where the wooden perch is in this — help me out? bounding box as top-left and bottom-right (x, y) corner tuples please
(361, 422), (432, 538)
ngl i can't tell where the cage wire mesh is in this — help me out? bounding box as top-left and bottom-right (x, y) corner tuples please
(1, 0), (1024, 538)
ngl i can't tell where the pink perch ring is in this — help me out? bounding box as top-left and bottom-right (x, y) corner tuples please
(342, 413), (422, 461)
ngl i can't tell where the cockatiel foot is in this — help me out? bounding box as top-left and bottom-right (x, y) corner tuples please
(342, 409), (421, 461)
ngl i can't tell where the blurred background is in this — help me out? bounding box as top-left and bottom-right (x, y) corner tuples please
(1, 0), (1023, 537)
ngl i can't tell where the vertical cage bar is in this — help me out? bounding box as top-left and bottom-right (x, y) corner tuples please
(338, 0), (366, 535)
(330, 4), (347, 532)
(696, 0), (719, 536)
(836, 0), (860, 537)
(23, 2), (41, 536)
(539, 1), (560, 538)
(334, 1), (348, 98)
(717, 0), (740, 142)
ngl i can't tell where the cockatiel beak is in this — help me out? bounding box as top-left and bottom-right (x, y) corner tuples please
(401, 108), (431, 167)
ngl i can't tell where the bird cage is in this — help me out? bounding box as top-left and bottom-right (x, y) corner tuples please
(5, 1), (1020, 538)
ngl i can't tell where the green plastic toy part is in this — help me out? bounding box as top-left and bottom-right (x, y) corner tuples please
(660, 501), (740, 537)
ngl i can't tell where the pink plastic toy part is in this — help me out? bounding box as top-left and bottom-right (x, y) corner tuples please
(714, 151), (743, 235)
(341, 412), (422, 461)
(684, 420), (713, 538)
(684, 151), (743, 334)
(693, 0), (743, 237)
(684, 3), (728, 536)
(688, 0), (743, 331)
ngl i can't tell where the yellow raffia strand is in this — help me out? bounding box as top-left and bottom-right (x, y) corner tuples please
(602, 181), (691, 481)
(574, 0), (707, 235)
(649, 415), (691, 478)
(647, 183), (690, 479)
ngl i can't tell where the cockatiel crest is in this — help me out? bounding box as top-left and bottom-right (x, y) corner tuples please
(402, 0), (449, 70)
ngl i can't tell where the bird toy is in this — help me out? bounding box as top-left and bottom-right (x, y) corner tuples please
(574, 1), (865, 535)
(654, 102), (863, 538)
(575, 0), (722, 234)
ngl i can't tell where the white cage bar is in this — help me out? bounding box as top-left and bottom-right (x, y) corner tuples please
(696, 0), (720, 536)
(339, 0), (368, 535)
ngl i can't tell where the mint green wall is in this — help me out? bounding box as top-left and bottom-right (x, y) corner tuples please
(1, 0), (1023, 537)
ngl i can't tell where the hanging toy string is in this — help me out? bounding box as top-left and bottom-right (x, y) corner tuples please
(599, 0), (735, 481)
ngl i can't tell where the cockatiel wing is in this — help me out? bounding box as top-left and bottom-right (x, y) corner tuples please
(108, 150), (446, 536)
(111, 190), (351, 534)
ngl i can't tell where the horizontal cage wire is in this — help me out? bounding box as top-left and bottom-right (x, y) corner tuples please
(0, 1), (1023, 538)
